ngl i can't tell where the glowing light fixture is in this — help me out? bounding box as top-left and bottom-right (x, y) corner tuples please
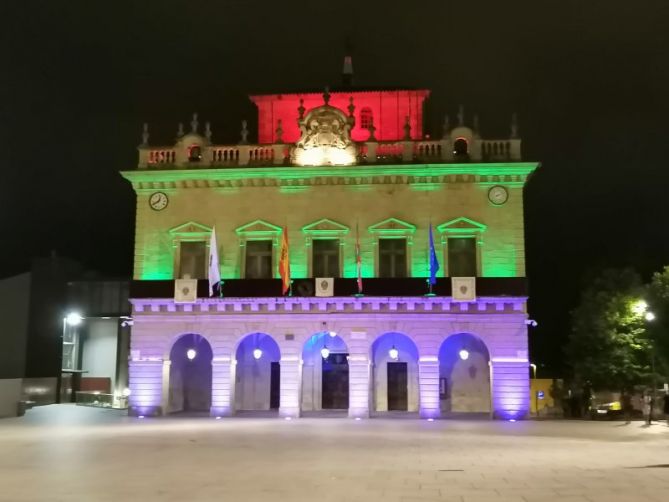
(65, 312), (83, 326)
(186, 349), (197, 360)
(427, 418), (435, 422)
(215, 416), (222, 420)
(321, 346), (330, 359)
(459, 349), (470, 361)
(138, 415), (145, 419)
(388, 346), (399, 360)
(122, 388), (131, 397)
(645, 311), (656, 322)
(253, 348), (263, 360)
(328, 331), (337, 338)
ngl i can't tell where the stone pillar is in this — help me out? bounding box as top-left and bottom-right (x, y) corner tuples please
(272, 144), (285, 164)
(402, 141), (413, 162)
(348, 356), (370, 418)
(238, 145), (250, 165)
(491, 360), (530, 420)
(366, 142), (378, 163)
(128, 360), (163, 417)
(509, 139), (522, 161)
(137, 147), (150, 168)
(418, 357), (441, 419)
(279, 356), (301, 418)
(211, 359), (234, 417)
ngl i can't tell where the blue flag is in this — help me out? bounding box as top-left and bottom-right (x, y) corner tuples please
(428, 223), (440, 286)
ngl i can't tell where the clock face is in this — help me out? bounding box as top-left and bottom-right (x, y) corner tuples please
(149, 192), (168, 211)
(488, 186), (509, 205)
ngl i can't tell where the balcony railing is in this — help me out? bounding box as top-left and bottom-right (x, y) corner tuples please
(130, 277), (527, 299)
(138, 138), (522, 169)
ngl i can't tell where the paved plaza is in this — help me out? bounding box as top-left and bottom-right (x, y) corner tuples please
(1, 406), (668, 502)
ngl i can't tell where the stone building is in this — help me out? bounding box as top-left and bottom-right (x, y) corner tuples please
(122, 69), (538, 420)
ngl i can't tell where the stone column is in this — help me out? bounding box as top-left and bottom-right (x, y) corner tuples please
(366, 142), (378, 163)
(491, 360), (530, 420)
(348, 355), (370, 418)
(279, 356), (301, 418)
(418, 357), (441, 419)
(128, 360), (163, 417)
(211, 358), (234, 417)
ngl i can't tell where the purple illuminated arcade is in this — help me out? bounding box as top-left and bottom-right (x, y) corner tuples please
(121, 67), (538, 420)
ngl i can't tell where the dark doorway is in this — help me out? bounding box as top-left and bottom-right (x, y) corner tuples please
(387, 362), (408, 411)
(270, 362), (280, 409)
(322, 353), (349, 409)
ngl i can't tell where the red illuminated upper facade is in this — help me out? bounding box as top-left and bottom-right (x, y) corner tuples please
(250, 89), (430, 144)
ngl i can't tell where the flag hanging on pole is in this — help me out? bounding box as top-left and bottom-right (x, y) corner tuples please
(279, 227), (291, 295)
(355, 221), (363, 294)
(428, 223), (440, 286)
(208, 226), (221, 297)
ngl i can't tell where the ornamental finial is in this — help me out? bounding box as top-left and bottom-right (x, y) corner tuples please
(367, 116), (377, 141)
(298, 98), (305, 121)
(141, 123), (149, 145)
(510, 113), (519, 138)
(473, 114), (480, 134)
(240, 120), (249, 144)
(403, 115), (411, 140)
(275, 119), (284, 144)
(190, 113), (199, 133)
(205, 121), (212, 142)
(177, 122), (184, 138)
(348, 96), (355, 117)
(457, 105), (464, 126)
(442, 114), (450, 139)
(323, 86), (331, 105)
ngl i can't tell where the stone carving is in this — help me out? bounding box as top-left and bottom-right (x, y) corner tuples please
(442, 114), (450, 139)
(177, 122), (184, 138)
(403, 116), (411, 140)
(190, 113), (199, 133)
(292, 101), (356, 166)
(367, 116), (377, 141)
(457, 105), (465, 126)
(510, 113), (518, 138)
(205, 122), (212, 142)
(275, 119), (284, 144)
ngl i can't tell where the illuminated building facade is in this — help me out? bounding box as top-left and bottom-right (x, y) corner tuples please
(122, 68), (538, 420)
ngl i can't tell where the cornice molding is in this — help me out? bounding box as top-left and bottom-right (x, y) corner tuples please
(121, 162), (539, 193)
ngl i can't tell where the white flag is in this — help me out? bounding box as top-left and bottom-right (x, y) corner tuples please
(208, 226), (221, 297)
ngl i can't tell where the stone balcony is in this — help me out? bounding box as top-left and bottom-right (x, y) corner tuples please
(138, 137), (522, 170)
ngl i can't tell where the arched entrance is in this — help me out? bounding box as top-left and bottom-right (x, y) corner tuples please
(234, 333), (281, 412)
(168, 333), (213, 413)
(438, 333), (491, 414)
(301, 331), (349, 412)
(371, 333), (419, 413)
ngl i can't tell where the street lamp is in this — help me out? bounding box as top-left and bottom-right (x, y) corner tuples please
(65, 312), (84, 326)
(530, 363), (538, 416)
(645, 311), (656, 322)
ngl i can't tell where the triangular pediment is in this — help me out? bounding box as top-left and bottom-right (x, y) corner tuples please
(302, 218), (350, 235)
(235, 219), (282, 236)
(437, 217), (487, 233)
(168, 221), (212, 236)
(368, 217), (416, 234)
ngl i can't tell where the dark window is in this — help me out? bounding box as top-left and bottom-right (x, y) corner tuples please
(447, 238), (477, 277)
(312, 239), (340, 277)
(179, 241), (206, 279)
(188, 145), (202, 162)
(245, 240), (273, 279)
(378, 238), (407, 278)
(360, 107), (373, 129)
(453, 138), (468, 156)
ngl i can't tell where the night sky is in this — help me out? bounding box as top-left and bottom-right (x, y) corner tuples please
(4, 1), (669, 374)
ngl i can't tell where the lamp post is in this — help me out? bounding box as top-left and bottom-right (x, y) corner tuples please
(645, 311), (656, 418)
(531, 363), (538, 416)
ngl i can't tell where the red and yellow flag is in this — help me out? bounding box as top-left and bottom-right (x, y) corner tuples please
(279, 227), (291, 295)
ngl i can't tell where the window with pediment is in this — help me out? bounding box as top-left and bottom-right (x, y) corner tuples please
(301, 218), (349, 278)
(168, 221), (213, 279)
(437, 217), (487, 277)
(235, 220), (283, 279)
(368, 218), (416, 278)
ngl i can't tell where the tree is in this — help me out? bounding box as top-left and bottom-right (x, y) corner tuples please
(647, 266), (669, 372)
(565, 268), (651, 391)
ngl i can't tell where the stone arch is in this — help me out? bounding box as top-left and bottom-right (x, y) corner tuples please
(438, 333), (491, 414)
(301, 331), (349, 412)
(370, 332), (420, 413)
(234, 333), (281, 412)
(167, 333), (213, 414)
